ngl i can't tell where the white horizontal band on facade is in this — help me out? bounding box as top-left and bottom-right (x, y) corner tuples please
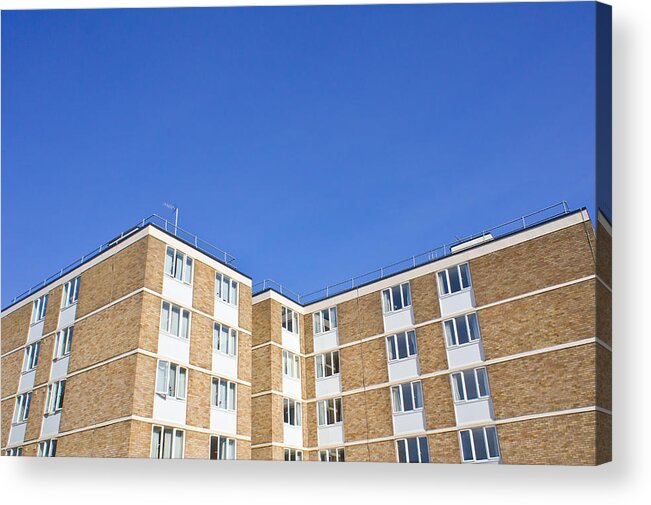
(252, 210), (592, 313)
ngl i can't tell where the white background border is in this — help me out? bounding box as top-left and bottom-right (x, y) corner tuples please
(0, 0), (647, 503)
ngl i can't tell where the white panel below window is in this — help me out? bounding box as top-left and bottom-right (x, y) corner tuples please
(50, 356), (70, 382)
(214, 300), (239, 328)
(446, 340), (485, 369)
(315, 375), (342, 397)
(27, 320), (45, 343)
(393, 410), (426, 435)
(58, 304), (77, 328)
(313, 329), (338, 353)
(454, 398), (495, 426)
(9, 422), (27, 446)
(281, 328), (301, 354)
(162, 277), (194, 308)
(283, 424), (303, 447)
(41, 412), (62, 438)
(317, 424), (344, 446)
(211, 408), (237, 435)
(153, 395), (187, 425)
(382, 307), (415, 333)
(439, 289), (475, 317)
(282, 376), (302, 399)
(18, 370), (36, 394)
(387, 356), (420, 382)
(158, 333), (190, 364)
(212, 352), (239, 379)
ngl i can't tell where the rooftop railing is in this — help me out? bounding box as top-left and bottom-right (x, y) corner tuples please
(253, 201), (572, 305)
(6, 214), (236, 307)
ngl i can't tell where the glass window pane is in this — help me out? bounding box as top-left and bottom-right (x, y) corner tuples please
(397, 439), (407, 463)
(452, 373), (465, 401)
(174, 253), (183, 281)
(165, 247), (174, 275)
(316, 355), (323, 378)
(161, 302), (170, 332)
(382, 290), (391, 313)
(486, 427), (500, 458)
(181, 311), (190, 339)
(337, 448), (345, 462)
(460, 431), (473, 461)
(472, 428), (488, 461)
(334, 398), (342, 423)
(168, 365), (177, 397)
(228, 382), (236, 410)
(171, 306), (180, 336)
(407, 437), (419, 463)
(163, 428), (173, 458)
(467, 313), (480, 341)
(229, 330), (237, 356)
(391, 386), (401, 412)
(330, 308), (338, 328)
(413, 381), (423, 409)
(314, 312), (321, 334)
(227, 439), (235, 459)
(231, 280), (237, 305)
(444, 320), (456, 346)
(407, 331), (417, 356)
(460, 263), (471, 288)
(477, 368), (489, 397)
(418, 437), (430, 463)
(456, 316), (469, 345)
(401, 383), (413, 411)
(173, 431), (184, 458)
(387, 336), (397, 360)
(332, 351), (340, 374)
(438, 271), (449, 295)
(391, 285), (403, 311)
(397, 333), (408, 359)
(184, 257), (193, 283)
(463, 370), (478, 400)
(215, 274), (222, 298)
(448, 266), (461, 293)
(178, 368), (187, 399)
(317, 401), (325, 426)
(211, 379), (218, 406)
(210, 436), (218, 460)
(322, 309), (330, 332)
(151, 427), (162, 458)
(218, 380), (227, 408)
(402, 283), (411, 307)
(156, 361), (168, 394)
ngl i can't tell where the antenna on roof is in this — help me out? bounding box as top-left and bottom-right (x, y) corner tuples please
(163, 202), (179, 235)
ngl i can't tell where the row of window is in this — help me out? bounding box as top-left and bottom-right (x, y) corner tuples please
(30, 276), (81, 325)
(12, 378), (67, 424)
(21, 327), (73, 374)
(4, 443), (56, 458)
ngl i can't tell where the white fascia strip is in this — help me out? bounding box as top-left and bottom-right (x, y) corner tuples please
(597, 211), (612, 236)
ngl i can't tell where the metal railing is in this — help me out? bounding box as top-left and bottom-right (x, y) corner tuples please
(7, 214), (236, 307)
(253, 201), (572, 305)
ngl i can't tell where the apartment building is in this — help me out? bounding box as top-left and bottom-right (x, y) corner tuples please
(1, 205), (612, 464)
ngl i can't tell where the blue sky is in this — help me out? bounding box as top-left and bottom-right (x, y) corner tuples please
(2, 3), (597, 303)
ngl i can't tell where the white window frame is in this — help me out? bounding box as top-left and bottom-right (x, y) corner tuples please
(313, 307), (338, 335)
(160, 301), (191, 339)
(282, 350), (300, 379)
(317, 397), (343, 427)
(45, 380), (66, 415)
(315, 350), (340, 379)
(443, 312), (481, 348)
(213, 323), (238, 357)
(283, 398), (302, 426)
(215, 272), (238, 306)
(164, 246), (194, 284)
(150, 425), (185, 459)
(22, 342), (40, 372)
(386, 330), (418, 361)
(391, 381), (424, 413)
(459, 426), (500, 463)
(210, 435), (236, 460)
(284, 448), (303, 461)
(37, 439), (57, 457)
(6, 447), (22, 456)
(61, 276), (80, 308)
(13, 393), (31, 424)
(382, 282), (412, 314)
(31, 294), (48, 324)
(155, 360), (188, 400)
(437, 263), (472, 296)
(451, 367), (490, 403)
(211, 377), (237, 411)
(281, 306), (299, 334)
(54, 326), (73, 359)
(319, 447), (345, 462)
(396, 436), (430, 463)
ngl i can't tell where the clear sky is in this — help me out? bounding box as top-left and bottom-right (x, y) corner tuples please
(2, 3), (597, 303)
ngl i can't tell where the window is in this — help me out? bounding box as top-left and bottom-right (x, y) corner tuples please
(210, 436), (236, 460)
(45, 380), (66, 415)
(391, 381), (424, 413)
(31, 294), (48, 324)
(211, 378), (236, 410)
(382, 283), (412, 313)
(6, 447), (22, 456)
(156, 361), (188, 400)
(151, 426), (184, 459)
(13, 393), (31, 424)
(22, 342), (40, 372)
(54, 327), (73, 359)
(386, 330), (417, 361)
(397, 436), (430, 463)
(317, 397), (343, 426)
(62, 277), (80, 308)
(444, 312), (481, 347)
(451, 368), (490, 402)
(284, 448), (303, 461)
(281, 306), (299, 334)
(216, 272), (238, 305)
(282, 350), (300, 379)
(315, 351), (340, 379)
(283, 398), (302, 426)
(213, 323), (237, 356)
(38, 439), (57, 457)
(313, 307), (338, 334)
(164, 246), (193, 284)
(437, 263), (471, 296)
(459, 426), (500, 462)
(160, 301), (191, 339)
(319, 448), (345, 462)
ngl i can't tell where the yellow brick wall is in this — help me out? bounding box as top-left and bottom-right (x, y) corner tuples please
(192, 260), (215, 316)
(1, 303), (30, 355)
